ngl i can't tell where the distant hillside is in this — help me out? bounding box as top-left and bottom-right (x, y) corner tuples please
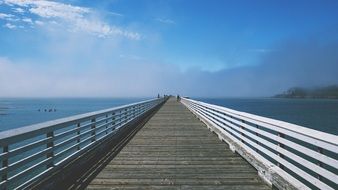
(274, 85), (338, 99)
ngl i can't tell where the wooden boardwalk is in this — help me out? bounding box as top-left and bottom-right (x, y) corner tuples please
(87, 98), (270, 190)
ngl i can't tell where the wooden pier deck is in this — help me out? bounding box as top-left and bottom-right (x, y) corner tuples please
(87, 98), (270, 190)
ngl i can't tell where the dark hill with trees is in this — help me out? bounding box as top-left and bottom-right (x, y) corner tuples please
(274, 85), (338, 99)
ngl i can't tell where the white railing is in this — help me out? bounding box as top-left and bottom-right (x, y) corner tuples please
(181, 97), (338, 190)
(0, 97), (165, 189)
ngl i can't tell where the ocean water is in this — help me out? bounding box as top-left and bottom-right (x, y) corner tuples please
(0, 98), (147, 132)
(196, 98), (338, 135)
(0, 97), (337, 135)
(0, 97), (337, 189)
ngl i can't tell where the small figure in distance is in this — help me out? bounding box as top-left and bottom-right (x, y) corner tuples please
(157, 93), (160, 98)
(177, 94), (180, 102)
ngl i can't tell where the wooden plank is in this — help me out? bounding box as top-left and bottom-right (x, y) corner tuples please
(86, 97), (270, 190)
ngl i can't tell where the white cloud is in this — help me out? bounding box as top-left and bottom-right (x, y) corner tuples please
(22, 17), (32, 24)
(26, 1), (90, 20)
(107, 11), (124, 17)
(3, 23), (16, 29)
(71, 18), (141, 39)
(0, 13), (11, 19)
(3, 0), (141, 40)
(0, 12), (19, 22)
(156, 18), (176, 25)
(12, 7), (25, 13)
(0, 12), (14, 19)
(35, 20), (43, 25)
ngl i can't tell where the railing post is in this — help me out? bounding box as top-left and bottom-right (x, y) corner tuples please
(317, 147), (323, 180)
(105, 114), (108, 135)
(112, 112), (116, 130)
(76, 123), (81, 150)
(2, 145), (8, 187)
(241, 120), (245, 143)
(255, 125), (259, 152)
(46, 131), (54, 168)
(133, 106), (136, 118)
(118, 110), (122, 127)
(229, 116), (233, 130)
(126, 108), (130, 121)
(131, 106), (135, 119)
(135, 105), (139, 117)
(91, 118), (96, 142)
(124, 108), (127, 123)
(277, 132), (285, 169)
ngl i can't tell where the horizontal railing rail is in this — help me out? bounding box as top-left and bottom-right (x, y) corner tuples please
(181, 97), (338, 190)
(0, 97), (165, 189)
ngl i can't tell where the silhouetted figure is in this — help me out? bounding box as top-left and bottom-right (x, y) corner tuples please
(157, 94), (160, 98)
(177, 95), (180, 102)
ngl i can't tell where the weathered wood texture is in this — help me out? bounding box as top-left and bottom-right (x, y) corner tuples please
(87, 97), (270, 190)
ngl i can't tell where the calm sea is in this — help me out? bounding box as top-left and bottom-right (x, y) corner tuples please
(0, 98), (337, 135)
(0, 98), (147, 132)
(196, 98), (338, 135)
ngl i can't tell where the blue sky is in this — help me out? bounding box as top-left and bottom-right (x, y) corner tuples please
(0, 0), (338, 97)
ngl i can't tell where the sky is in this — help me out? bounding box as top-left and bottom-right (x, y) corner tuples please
(0, 0), (338, 97)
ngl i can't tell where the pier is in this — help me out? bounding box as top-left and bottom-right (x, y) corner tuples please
(0, 97), (337, 190)
(87, 98), (269, 189)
